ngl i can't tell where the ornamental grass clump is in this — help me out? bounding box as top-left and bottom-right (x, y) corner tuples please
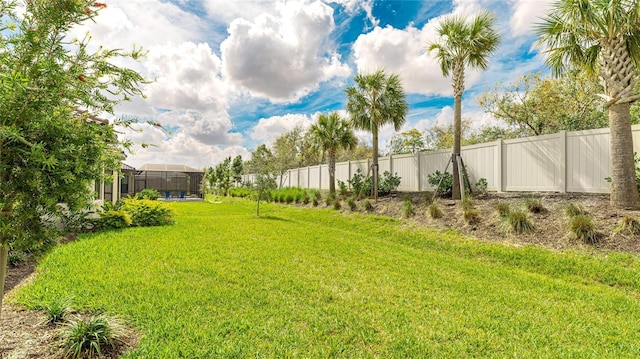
(507, 209), (534, 234)
(62, 315), (124, 359)
(524, 196), (545, 213)
(494, 201), (510, 218)
(568, 214), (600, 244)
(616, 216), (640, 235)
(401, 196), (415, 218)
(427, 202), (444, 219)
(333, 199), (342, 210)
(347, 198), (357, 211)
(565, 202), (587, 217)
(362, 199), (374, 212)
(461, 198), (479, 225)
(39, 297), (73, 325)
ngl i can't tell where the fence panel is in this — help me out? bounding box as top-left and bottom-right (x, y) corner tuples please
(419, 150), (452, 190)
(566, 129), (609, 193)
(503, 133), (561, 191)
(335, 162), (350, 184)
(243, 124), (640, 194)
(320, 165), (329, 190)
(461, 142), (498, 191)
(308, 166), (321, 189)
(393, 153), (418, 191)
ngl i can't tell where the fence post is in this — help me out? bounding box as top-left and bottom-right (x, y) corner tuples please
(559, 130), (567, 193)
(416, 151), (421, 192)
(496, 139), (503, 192)
(389, 154), (393, 175)
(348, 161), (352, 185)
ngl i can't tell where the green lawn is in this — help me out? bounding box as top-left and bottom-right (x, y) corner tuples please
(14, 200), (640, 357)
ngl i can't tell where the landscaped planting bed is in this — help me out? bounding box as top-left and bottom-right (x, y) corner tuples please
(9, 200), (640, 357)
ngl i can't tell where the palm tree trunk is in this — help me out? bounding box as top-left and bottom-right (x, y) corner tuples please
(372, 128), (379, 200)
(329, 149), (336, 195)
(452, 94), (462, 200)
(0, 242), (8, 320)
(609, 102), (640, 209)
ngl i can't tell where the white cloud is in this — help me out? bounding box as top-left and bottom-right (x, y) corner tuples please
(250, 113), (313, 143)
(202, 0), (275, 24)
(73, 0), (206, 48)
(509, 0), (552, 37)
(145, 42), (226, 113)
(157, 110), (242, 146)
(120, 125), (250, 169)
(351, 0), (489, 97)
(220, 1), (350, 102)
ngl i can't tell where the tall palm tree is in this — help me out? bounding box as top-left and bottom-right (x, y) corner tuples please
(537, 0), (640, 209)
(428, 11), (500, 200)
(345, 69), (408, 200)
(309, 112), (357, 195)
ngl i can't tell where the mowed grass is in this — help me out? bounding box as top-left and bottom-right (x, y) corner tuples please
(14, 200), (640, 357)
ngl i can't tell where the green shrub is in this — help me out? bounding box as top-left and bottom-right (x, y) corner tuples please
(333, 199), (342, 210)
(134, 189), (160, 201)
(495, 201), (511, 218)
(347, 198), (357, 211)
(338, 180), (349, 199)
(379, 171), (401, 195)
(312, 197), (319, 207)
(96, 210), (132, 230)
(616, 216), (640, 235)
(524, 196), (545, 213)
(507, 210), (534, 234)
(8, 249), (26, 267)
(427, 171), (453, 198)
(474, 178), (488, 194)
(62, 315), (124, 359)
(401, 196), (414, 218)
(229, 187), (255, 198)
(565, 202), (587, 217)
(302, 192), (310, 205)
(347, 169), (401, 197)
(427, 202), (444, 219)
(121, 199), (175, 227)
(568, 214), (599, 244)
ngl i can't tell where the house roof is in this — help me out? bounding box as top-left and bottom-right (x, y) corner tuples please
(138, 164), (203, 173)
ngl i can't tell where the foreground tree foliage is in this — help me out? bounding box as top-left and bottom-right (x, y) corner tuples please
(0, 0), (145, 316)
(428, 10), (500, 200)
(537, 0), (640, 209)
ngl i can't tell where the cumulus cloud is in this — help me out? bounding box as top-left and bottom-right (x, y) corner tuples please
(73, 0), (206, 48)
(220, 1), (350, 102)
(157, 110), (242, 146)
(510, 0), (552, 37)
(351, 0), (492, 97)
(250, 113), (313, 143)
(145, 42), (226, 113)
(121, 126), (250, 169)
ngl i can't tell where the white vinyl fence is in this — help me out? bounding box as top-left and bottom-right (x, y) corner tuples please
(243, 125), (640, 194)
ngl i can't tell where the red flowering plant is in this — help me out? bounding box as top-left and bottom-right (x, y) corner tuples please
(0, 0), (146, 316)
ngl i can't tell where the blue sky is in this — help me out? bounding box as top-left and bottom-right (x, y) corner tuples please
(74, 0), (552, 169)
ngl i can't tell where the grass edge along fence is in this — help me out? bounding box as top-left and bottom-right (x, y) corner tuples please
(11, 201), (640, 357)
(244, 125), (640, 194)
